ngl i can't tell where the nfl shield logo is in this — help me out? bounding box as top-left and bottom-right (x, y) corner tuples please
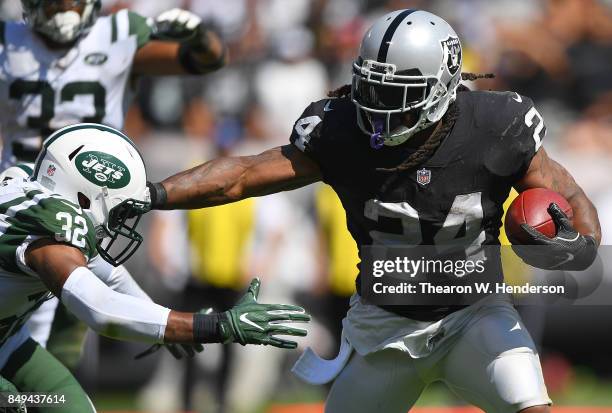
(47, 164), (56, 176)
(416, 168), (431, 186)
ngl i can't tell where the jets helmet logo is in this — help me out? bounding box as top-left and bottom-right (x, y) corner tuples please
(84, 52), (109, 66)
(75, 151), (131, 189)
(440, 36), (462, 76)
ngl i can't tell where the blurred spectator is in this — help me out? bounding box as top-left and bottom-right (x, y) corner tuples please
(0, 0), (20, 20)
(254, 27), (328, 142)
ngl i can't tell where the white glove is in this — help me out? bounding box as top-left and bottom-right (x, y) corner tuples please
(150, 8), (202, 42)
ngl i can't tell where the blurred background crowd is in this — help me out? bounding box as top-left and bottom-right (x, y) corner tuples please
(3, 0), (612, 412)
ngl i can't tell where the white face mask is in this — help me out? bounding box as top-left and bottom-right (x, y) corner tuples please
(39, 10), (83, 44)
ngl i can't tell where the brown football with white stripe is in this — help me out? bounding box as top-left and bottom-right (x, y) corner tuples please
(505, 188), (574, 244)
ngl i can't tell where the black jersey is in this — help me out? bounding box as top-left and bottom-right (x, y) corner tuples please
(290, 90), (546, 320)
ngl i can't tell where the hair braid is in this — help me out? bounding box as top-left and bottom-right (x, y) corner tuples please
(327, 84), (351, 98)
(376, 100), (460, 173)
(461, 72), (495, 81)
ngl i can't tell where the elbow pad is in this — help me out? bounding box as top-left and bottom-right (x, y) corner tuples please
(61, 267), (170, 343)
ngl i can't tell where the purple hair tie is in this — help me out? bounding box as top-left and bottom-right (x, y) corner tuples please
(370, 121), (384, 149)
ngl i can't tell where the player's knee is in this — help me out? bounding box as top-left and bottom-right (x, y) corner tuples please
(517, 404), (551, 413)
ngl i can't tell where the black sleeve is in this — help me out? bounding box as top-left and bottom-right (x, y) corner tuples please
(289, 100), (327, 166)
(482, 92), (547, 180)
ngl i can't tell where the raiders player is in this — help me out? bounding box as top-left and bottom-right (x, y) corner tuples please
(0, 0), (227, 365)
(0, 124), (310, 413)
(146, 9), (600, 413)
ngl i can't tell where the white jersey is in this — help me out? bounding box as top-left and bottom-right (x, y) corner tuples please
(0, 9), (151, 169)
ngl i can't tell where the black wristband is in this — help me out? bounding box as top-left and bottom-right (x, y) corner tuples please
(147, 182), (167, 209)
(193, 313), (223, 343)
(178, 42), (227, 74)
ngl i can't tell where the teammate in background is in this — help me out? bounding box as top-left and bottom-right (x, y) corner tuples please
(0, 124), (310, 413)
(146, 10), (600, 413)
(0, 0), (227, 366)
(1, 0), (226, 168)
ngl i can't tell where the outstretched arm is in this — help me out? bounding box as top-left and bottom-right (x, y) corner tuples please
(152, 145), (322, 210)
(515, 147), (601, 244)
(26, 240), (310, 348)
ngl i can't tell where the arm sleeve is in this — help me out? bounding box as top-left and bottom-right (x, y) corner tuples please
(87, 255), (152, 301)
(61, 267), (170, 344)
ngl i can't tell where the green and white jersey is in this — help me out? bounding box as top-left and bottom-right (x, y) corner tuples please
(0, 179), (97, 353)
(0, 9), (151, 169)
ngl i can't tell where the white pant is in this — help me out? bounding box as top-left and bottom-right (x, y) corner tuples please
(325, 305), (551, 413)
(26, 297), (60, 348)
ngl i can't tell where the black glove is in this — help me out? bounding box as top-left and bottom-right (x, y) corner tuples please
(512, 203), (597, 271)
(134, 342), (204, 360)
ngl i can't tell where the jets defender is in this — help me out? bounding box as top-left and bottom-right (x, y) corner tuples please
(0, 124), (310, 413)
(0, 0), (227, 364)
(146, 9), (600, 413)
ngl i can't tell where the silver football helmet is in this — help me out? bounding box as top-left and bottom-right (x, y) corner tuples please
(352, 9), (462, 146)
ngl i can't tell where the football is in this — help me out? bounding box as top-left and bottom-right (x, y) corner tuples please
(504, 188), (574, 244)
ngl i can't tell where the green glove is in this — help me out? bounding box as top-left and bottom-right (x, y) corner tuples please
(219, 278), (310, 349)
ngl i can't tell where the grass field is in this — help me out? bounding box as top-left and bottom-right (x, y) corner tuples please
(93, 368), (612, 413)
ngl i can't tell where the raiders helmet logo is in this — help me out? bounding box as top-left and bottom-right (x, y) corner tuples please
(440, 36), (462, 76)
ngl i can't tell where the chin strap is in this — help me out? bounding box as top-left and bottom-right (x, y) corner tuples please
(370, 121), (385, 149)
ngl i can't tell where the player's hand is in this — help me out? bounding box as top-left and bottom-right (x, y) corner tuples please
(150, 8), (202, 42)
(512, 203), (597, 270)
(134, 342), (205, 360)
(219, 278), (310, 349)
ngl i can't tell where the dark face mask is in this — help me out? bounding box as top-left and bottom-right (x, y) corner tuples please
(353, 77), (427, 111)
(96, 198), (150, 266)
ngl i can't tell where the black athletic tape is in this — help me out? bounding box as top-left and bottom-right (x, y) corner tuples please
(193, 313), (223, 343)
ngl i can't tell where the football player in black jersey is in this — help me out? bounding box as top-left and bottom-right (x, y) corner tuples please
(146, 9), (600, 413)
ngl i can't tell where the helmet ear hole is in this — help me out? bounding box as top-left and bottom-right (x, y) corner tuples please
(78, 192), (91, 209)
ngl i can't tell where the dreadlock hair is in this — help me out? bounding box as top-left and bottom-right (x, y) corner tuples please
(376, 99), (460, 173)
(376, 72), (494, 172)
(461, 72), (495, 81)
(326, 72), (495, 176)
(327, 84), (352, 98)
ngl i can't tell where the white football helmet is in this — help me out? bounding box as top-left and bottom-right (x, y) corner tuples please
(0, 163), (33, 183)
(351, 9), (463, 146)
(22, 0), (101, 45)
(32, 123), (149, 265)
